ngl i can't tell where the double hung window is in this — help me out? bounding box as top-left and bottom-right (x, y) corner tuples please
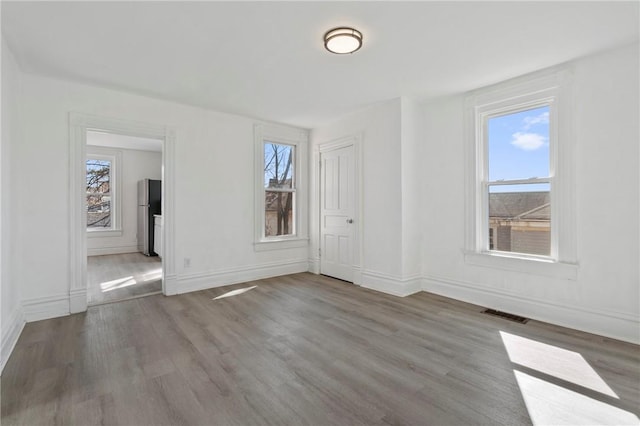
(86, 156), (114, 230)
(254, 124), (308, 250)
(263, 142), (296, 237)
(465, 71), (576, 277)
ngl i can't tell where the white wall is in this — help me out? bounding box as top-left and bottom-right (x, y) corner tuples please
(12, 66), (309, 318)
(1, 38), (25, 372)
(421, 43), (639, 343)
(400, 97), (423, 281)
(86, 144), (162, 256)
(311, 98), (423, 296)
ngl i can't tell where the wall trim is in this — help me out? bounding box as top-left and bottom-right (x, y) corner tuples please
(166, 259), (309, 296)
(87, 245), (138, 257)
(423, 274), (640, 345)
(22, 293), (69, 322)
(308, 257), (320, 274)
(69, 112), (176, 311)
(163, 273), (178, 295)
(360, 270), (422, 297)
(1, 306), (25, 374)
(69, 288), (87, 314)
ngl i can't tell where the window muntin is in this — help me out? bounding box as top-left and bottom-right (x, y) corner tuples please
(86, 157), (113, 230)
(483, 105), (551, 257)
(263, 142), (295, 237)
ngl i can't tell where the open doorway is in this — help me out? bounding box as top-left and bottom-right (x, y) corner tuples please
(85, 131), (163, 305)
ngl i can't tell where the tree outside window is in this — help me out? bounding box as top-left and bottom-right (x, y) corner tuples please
(86, 158), (112, 229)
(264, 142), (295, 237)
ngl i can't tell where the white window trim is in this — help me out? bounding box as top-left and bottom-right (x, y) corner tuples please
(464, 69), (577, 279)
(254, 123), (309, 251)
(86, 147), (123, 237)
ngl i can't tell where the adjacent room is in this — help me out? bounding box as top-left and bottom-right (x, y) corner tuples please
(85, 130), (164, 305)
(1, 2), (638, 425)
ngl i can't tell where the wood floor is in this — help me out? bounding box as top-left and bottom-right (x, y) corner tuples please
(87, 253), (162, 305)
(2, 273), (639, 425)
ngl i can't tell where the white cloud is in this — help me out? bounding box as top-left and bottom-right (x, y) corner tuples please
(511, 132), (547, 151)
(523, 111), (549, 130)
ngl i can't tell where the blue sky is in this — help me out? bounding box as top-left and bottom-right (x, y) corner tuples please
(488, 105), (550, 192)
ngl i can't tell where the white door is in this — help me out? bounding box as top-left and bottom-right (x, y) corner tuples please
(320, 144), (355, 282)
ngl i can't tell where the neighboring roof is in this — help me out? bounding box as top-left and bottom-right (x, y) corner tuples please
(489, 192), (550, 220)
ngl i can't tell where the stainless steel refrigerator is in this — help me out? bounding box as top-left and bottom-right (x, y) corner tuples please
(137, 179), (162, 256)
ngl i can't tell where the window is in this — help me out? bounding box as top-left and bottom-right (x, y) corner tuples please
(86, 149), (121, 234)
(464, 71), (577, 278)
(486, 105), (551, 256)
(254, 124), (308, 250)
(264, 142), (295, 237)
(86, 157), (112, 229)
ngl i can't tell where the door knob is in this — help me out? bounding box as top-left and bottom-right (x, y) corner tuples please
(346, 218), (353, 224)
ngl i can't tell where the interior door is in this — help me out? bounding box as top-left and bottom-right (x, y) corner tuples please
(320, 144), (355, 282)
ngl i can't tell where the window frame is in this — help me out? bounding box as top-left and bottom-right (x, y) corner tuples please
(464, 70), (577, 279)
(254, 124), (309, 250)
(86, 147), (122, 237)
(480, 100), (555, 260)
(264, 141), (297, 238)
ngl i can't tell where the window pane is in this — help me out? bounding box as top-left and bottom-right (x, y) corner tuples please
(264, 143), (293, 189)
(488, 106), (550, 181)
(489, 183), (550, 256)
(87, 159), (111, 229)
(265, 191), (294, 237)
(86, 159), (111, 193)
(87, 195), (111, 228)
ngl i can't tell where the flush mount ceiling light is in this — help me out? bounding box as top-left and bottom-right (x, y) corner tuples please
(324, 27), (363, 54)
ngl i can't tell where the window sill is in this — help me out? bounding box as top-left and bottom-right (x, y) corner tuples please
(254, 237), (309, 252)
(464, 251), (578, 280)
(87, 229), (123, 238)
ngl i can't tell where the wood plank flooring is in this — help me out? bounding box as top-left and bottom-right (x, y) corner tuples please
(87, 253), (162, 305)
(2, 273), (639, 425)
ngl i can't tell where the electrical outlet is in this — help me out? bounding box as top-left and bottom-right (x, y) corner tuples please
(184, 257), (191, 268)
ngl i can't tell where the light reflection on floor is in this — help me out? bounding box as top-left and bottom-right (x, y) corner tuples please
(213, 285), (257, 300)
(99, 268), (162, 293)
(500, 331), (639, 425)
(500, 331), (618, 398)
(514, 370), (639, 425)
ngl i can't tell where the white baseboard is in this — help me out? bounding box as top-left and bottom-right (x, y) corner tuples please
(22, 293), (70, 322)
(167, 259), (309, 296)
(69, 288), (87, 313)
(308, 257), (320, 274)
(163, 273), (177, 295)
(1, 306), (25, 374)
(360, 270), (422, 297)
(352, 266), (362, 286)
(423, 275), (640, 345)
(88, 245), (138, 256)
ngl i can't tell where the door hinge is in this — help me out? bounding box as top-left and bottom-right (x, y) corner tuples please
(318, 248), (321, 257)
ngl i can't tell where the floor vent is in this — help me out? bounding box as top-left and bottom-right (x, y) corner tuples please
(483, 308), (529, 324)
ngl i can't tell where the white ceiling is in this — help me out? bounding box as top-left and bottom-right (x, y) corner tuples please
(87, 130), (163, 152)
(2, 1), (638, 128)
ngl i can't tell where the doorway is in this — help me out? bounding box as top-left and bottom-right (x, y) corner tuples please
(69, 114), (176, 314)
(319, 137), (360, 283)
(85, 131), (163, 305)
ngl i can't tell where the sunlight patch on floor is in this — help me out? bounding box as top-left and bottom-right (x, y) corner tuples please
(142, 268), (162, 281)
(213, 285), (257, 300)
(500, 331), (618, 398)
(99, 268), (162, 293)
(514, 370), (639, 426)
(100, 276), (136, 292)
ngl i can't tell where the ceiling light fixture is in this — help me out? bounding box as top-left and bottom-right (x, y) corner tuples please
(324, 27), (363, 54)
